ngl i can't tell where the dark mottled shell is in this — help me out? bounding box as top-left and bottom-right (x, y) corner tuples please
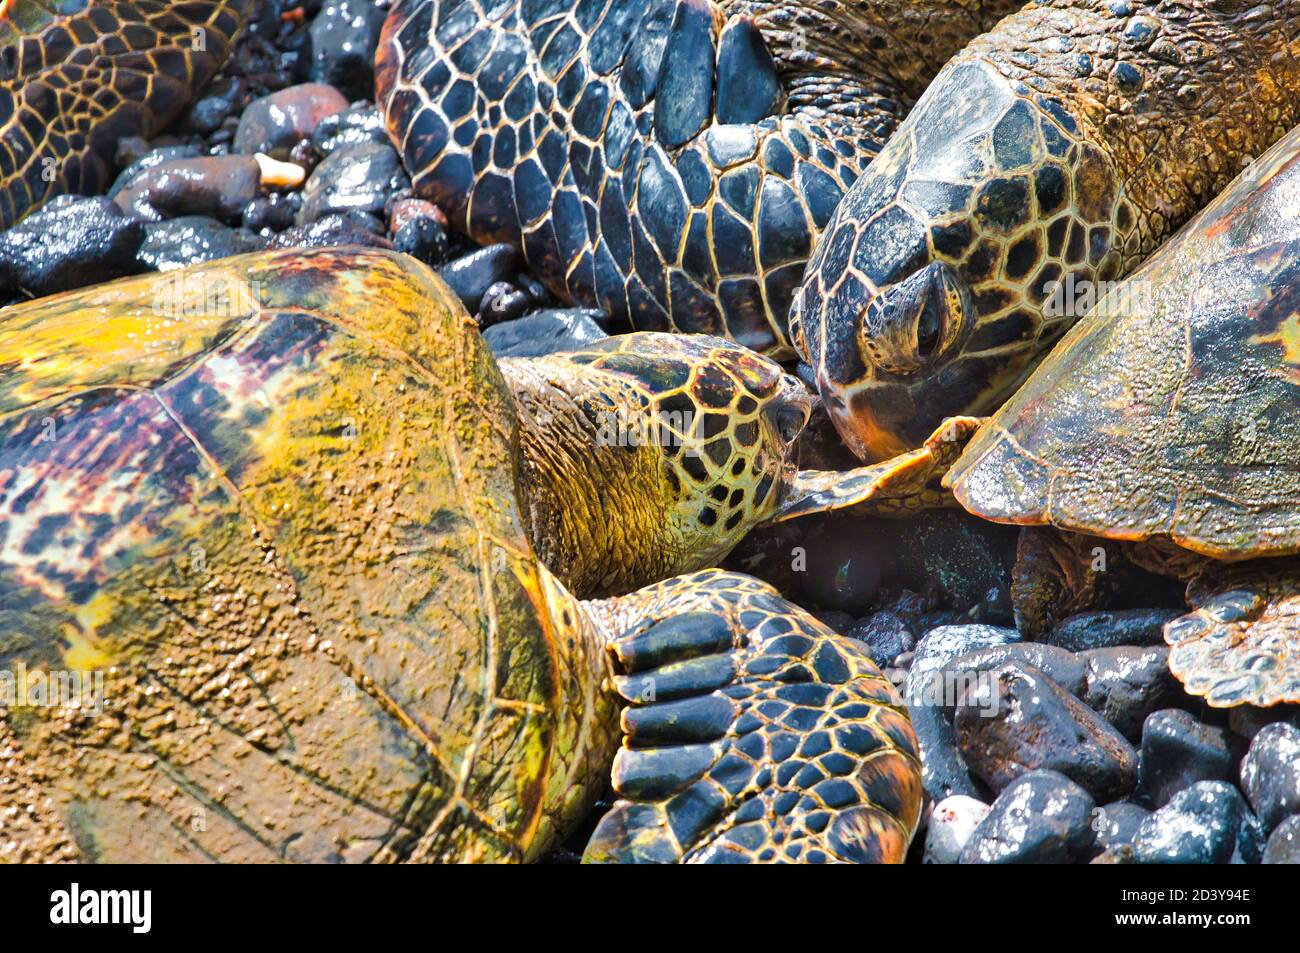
(0, 248), (561, 861)
(949, 124), (1300, 560)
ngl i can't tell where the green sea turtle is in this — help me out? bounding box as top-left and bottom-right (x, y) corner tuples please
(0, 247), (970, 862)
(945, 121), (1300, 709)
(375, 0), (1023, 356)
(795, 0), (1300, 460)
(0, 0), (250, 228)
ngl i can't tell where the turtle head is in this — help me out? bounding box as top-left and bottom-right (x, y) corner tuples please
(793, 57), (1127, 461)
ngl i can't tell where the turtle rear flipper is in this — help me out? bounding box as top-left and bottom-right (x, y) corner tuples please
(583, 571), (921, 863)
(1166, 559), (1300, 709)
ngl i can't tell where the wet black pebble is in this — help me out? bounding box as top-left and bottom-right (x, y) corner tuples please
(1132, 782), (1250, 864)
(942, 642), (1086, 711)
(1262, 814), (1300, 863)
(271, 210), (394, 249)
(389, 198), (449, 265)
(307, 0), (389, 100)
(960, 770), (1096, 864)
(906, 624), (1019, 802)
(0, 196), (143, 297)
(1239, 723), (1300, 831)
(137, 216), (267, 271)
(1045, 608), (1180, 652)
(109, 145), (204, 198)
(478, 282), (530, 326)
(243, 192), (301, 233)
(312, 103), (389, 155)
(1079, 645), (1180, 741)
(437, 244), (518, 312)
(1137, 709), (1236, 808)
(297, 141), (409, 225)
(847, 610), (915, 668)
(482, 308), (609, 357)
(954, 662), (1138, 801)
(1090, 801), (1150, 853)
(115, 155), (263, 224)
(183, 76), (246, 134)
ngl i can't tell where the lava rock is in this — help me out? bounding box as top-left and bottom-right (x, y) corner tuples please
(1046, 608), (1180, 652)
(306, 0), (388, 100)
(1090, 801), (1150, 853)
(270, 211), (394, 250)
(1262, 815), (1300, 864)
(942, 642), (1086, 715)
(955, 662), (1138, 801)
(1079, 645), (1181, 741)
(115, 155), (263, 223)
(1240, 723), (1300, 832)
(136, 216), (267, 271)
(478, 280), (529, 327)
(847, 610), (916, 669)
(960, 770), (1096, 864)
(243, 192), (301, 233)
(906, 625), (1019, 802)
(0, 196), (143, 296)
(109, 145), (204, 198)
(1137, 709), (1235, 808)
(1133, 781), (1249, 864)
(234, 82), (349, 156)
(183, 76), (246, 134)
(437, 244), (519, 312)
(389, 198), (450, 265)
(923, 795), (990, 864)
(297, 141), (409, 225)
(311, 103), (389, 155)
(482, 308), (609, 357)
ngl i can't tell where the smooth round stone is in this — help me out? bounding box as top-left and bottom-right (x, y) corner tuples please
(242, 192), (301, 233)
(1137, 709), (1236, 808)
(942, 642), (1086, 716)
(312, 103), (388, 155)
(1262, 814), (1300, 864)
(115, 155), (263, 224)
(906, 624), (1019, 803)
(960, 770), (1096, 864)
(478, 281), (529, 326)
(1046, 608), (1181, 652)
(1133, 781), (1249, 864)
(183, 76), (246, 134)
(307, 0), (388, 100)
(1240, 723), (1300, 832)
(1090, 801), (1150, 853)
(109, 144), (204, 198)
(136, 216), (267, 271)
(1079, 645), (1180, 741)
(847, 610), (915, 668)
(955, 662), (1138, 801)
(437, 244), (519, 312)
(482, 308), (608, 358)
(297, 141), (409, 225)
(270, 211), (394, 250)
(923, 795), (990, 864)
(0, 196), (143, 296)
(234, 82), (349, 156)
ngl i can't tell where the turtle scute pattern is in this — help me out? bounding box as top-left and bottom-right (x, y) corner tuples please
(587, 570), (921, 864)
(796, 0), (1300, 459)
(0, 0), (250, 227)
(376, 0), (1022, 355)
(0, 248), (584, 862)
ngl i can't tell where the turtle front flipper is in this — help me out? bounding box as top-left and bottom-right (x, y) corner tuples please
(773, 416), (980, 522)
(1166, 559), (1300, 709)
(582, 570), (921, 863)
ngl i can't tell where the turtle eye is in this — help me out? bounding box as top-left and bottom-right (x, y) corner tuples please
(915, 295), (943, 360)
(771, 402), (807, 445)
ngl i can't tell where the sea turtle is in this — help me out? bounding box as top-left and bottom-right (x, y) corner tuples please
(0, 246), (956, 862)
(375, 0), (1023, 356)
(0, 0), (250, 228)
(945, 121), (1300, 709)
(795, 0), (1300, 461)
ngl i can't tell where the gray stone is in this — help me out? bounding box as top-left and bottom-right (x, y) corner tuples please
(1137, 709), (1236, 808)
(1133, 781), (1249, 864)
(960, 770), (1096, 864)
(1079, 645), (1180, 741)
(1240, 723), (1300, 832)
(1046, 608), (1180, 652)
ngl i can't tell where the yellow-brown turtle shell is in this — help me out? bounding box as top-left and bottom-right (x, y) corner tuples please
(947, 124), (1300, 562)
(0, 247), (564, 861)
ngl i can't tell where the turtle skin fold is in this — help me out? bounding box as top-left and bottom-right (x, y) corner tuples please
(0, 0), (250, 228)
